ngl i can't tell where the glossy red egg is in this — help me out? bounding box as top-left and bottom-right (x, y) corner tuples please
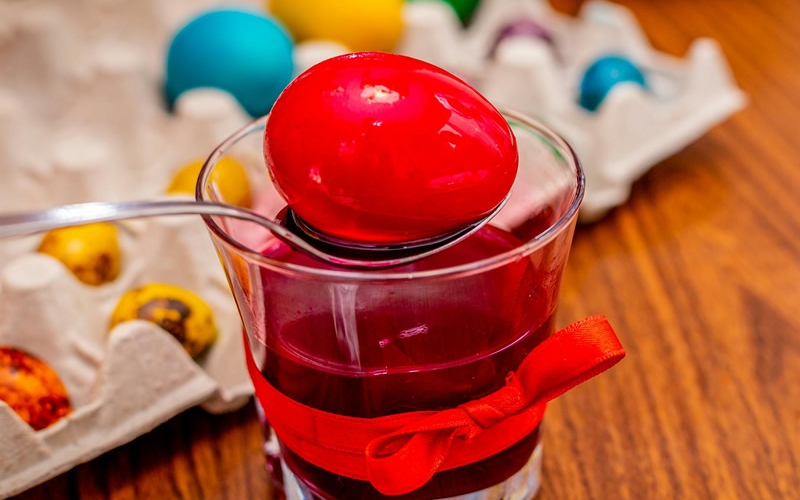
(264, 52), (518, 245)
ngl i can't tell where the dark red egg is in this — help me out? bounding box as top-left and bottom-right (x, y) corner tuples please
(264, 52), (518, 245)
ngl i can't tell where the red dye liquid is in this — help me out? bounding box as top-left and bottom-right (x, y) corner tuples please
(254, 224), (561, 499)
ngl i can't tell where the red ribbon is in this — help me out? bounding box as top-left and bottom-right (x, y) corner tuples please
(246, 315), (624, 496)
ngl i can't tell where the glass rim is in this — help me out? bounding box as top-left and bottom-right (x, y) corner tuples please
(196, 109), (585, 281)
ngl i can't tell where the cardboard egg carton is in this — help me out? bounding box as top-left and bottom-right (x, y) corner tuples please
(0, 1), (268, 496)
(396, 0), (747, 220)
(0, 223), (254, 498)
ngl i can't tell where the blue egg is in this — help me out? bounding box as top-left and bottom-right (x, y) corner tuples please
(578, 55), (647, 112)
(165, 9), (294, 118)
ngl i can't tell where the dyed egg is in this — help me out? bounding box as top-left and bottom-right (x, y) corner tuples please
(488, 18), (553, 58)
(165, 9), (294, 118)
(110, 283), (218, 358)
(167, 156), (252, 207)
(431, 0), (482, 26)
(579, 55), (647, 112)
(264, 52), (518, 245)
(268, 0), (403, 52)
(0, 347), (72, 431)
(38, 223), (121, 286)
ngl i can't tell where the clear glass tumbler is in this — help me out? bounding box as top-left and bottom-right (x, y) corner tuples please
(198, 110), (583, 500)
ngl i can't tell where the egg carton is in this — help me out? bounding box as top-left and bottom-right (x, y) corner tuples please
(0, 318), (217, 499)
(0, 214), (257, 497)
(0, 0), (269, 496)
(395, 0), (747, 220)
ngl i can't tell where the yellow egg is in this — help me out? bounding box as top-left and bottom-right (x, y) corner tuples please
(110, 283), (218, 358)
(38, 223), (121, 286)
(268, 0), (404, 52)
(167, 156), (252, 207)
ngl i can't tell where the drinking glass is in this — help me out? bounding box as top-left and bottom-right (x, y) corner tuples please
(198, 110), (583, 500)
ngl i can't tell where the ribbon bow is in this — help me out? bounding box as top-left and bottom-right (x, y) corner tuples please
(246, 315), (624, 496)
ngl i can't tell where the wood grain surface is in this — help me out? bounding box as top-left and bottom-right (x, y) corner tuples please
(13, 0), (800, 498)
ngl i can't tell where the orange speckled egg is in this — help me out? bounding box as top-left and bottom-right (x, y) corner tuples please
(0, 347), (72, 431)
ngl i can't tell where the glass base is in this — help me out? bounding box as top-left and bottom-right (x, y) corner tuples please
(276, 439), (542, 500)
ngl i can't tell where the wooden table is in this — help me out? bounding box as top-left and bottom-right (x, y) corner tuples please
(15, 0), (800, 498)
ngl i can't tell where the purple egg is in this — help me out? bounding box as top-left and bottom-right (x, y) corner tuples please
(488, 19), (553, 58)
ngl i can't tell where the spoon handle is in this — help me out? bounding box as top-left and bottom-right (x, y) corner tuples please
(0, 200), (273, 239)
(0, 200), (402, 269)
(0, 199), (502, 269)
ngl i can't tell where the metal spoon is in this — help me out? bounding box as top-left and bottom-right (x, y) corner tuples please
(0, 197), (507, 269)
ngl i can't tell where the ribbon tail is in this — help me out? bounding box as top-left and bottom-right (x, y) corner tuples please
(366, 424), (460, 496)
(519, 315), (626, 404)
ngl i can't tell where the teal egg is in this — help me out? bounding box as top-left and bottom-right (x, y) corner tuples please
(578, 55), (647, 112)
(165, 9), (294, 118)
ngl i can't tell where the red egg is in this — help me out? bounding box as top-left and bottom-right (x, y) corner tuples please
(264, 52), (518, 245)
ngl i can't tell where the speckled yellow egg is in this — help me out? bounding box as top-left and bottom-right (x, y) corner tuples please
(0, 346), (72, 431)
(167, 156), (252, 208)
(110, 283), (218, 358)
(38, 223), (121, 286)
(268, 0), (404, 52)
